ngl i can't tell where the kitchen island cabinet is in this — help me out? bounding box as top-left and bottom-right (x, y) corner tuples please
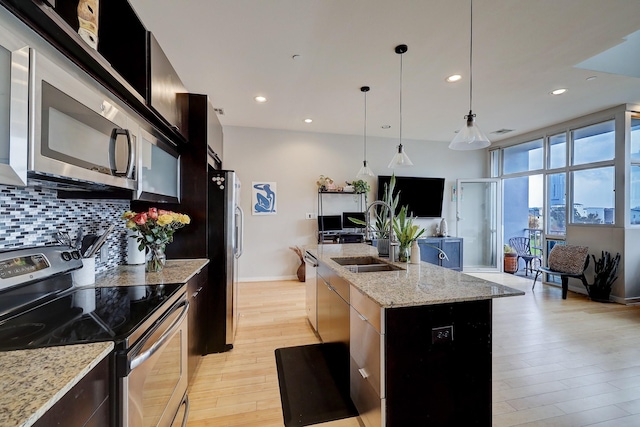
(306, 244), (523, 427)
(316, 262), (350, 346)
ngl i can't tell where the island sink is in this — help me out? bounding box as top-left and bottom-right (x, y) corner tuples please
(331, 256), (405, 273)
(344, 264), (404, 273)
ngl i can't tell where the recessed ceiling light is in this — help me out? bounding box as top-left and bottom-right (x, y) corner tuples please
(381, 125), (391, 129)
(586, 76), (597, 81)
(254, 96), (267, 103)
(304, 118), (313, 123)
(550, 88), (567, 95)
(446, 74), (462, 83)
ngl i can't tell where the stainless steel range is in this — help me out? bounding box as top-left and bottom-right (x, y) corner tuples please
(0, 245), (189, 427)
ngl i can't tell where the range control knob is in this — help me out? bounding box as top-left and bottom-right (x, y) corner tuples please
(61, 251), (72, 261)
(71, 250), (81, 260)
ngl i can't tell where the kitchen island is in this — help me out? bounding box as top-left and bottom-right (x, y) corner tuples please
(305, 244), (523, 427)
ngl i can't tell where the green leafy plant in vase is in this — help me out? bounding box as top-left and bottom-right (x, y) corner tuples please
(393, 206), (425, 262)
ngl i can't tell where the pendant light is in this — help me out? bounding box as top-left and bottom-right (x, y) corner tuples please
(357, 86), (374, 177)
(388, 44), (413, 168)
(449, 0), (491, 151)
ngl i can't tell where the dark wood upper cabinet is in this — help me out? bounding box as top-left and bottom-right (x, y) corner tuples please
(0, 0), (188, 147)
(148, 32), (189, 140)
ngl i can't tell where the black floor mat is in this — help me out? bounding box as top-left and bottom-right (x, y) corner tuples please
(275, 343), (358, 427)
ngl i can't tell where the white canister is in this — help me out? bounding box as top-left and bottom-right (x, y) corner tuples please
(127, 234), (145, 265)
(410, 240), (421, 264)
(72, 257), (96, 286)
(439, 218), (448, 237)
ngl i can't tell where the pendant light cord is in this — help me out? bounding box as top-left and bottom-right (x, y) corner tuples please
(364, 89), (367, 160)
(469, 0), (474, 113)
(399, 50), (403, 145)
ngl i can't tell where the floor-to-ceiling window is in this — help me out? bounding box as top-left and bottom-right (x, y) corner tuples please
(491, 107), (638, 279)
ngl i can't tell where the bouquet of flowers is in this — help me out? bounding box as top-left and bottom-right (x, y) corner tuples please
(122, 208), (190, 272)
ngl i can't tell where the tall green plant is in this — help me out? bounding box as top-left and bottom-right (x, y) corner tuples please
(374, 174), (399, 238)
(393, 205), (425, 248)
(347, 174), (399, 238)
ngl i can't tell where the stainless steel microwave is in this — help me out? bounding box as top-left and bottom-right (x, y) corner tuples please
(29, 49), (137, 190)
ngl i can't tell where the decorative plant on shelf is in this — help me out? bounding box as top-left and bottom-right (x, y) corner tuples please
(393, 206), (425, 262)
(588, 251), (620, 302)
(316, 175), (335, 191)
(349, 179), (370, 205)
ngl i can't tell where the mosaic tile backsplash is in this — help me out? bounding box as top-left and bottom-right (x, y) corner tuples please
(0, 184), (130, 273)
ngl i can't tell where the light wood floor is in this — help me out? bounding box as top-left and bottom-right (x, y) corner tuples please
(186, 275), (640, 427)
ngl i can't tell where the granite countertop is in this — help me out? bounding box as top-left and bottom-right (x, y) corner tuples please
(306, 244), (524, 308)
(94, 258), (209, 287)
(0, 342), (113, 427)
(1, 258), (208, 427)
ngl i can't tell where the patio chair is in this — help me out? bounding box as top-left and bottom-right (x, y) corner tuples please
(532, 244), (590, 299)
(508, 237), (541, 276)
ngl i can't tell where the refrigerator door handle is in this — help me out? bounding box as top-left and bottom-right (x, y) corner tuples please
(235, 206), (244, 258)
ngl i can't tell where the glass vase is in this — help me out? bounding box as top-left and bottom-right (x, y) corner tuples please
(146, 245), (166, 273)
(399, 244), (411, 262)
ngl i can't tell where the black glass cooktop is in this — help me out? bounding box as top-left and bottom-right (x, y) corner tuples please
(0, 283), (184, 352)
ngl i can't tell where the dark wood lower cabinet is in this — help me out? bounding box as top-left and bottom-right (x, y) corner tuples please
(187, 265), (208, 387)
(33, 356), (110, 427)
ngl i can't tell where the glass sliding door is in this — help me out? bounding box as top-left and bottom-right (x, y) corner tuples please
(456, 179), (501, 272)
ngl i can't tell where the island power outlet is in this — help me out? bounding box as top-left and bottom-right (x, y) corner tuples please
(431, 325), (454, 344)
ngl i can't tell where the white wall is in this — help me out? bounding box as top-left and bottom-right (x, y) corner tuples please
(223, 126), (486, 281)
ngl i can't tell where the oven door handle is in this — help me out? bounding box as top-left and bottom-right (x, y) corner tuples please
(130, 300), (189, 371)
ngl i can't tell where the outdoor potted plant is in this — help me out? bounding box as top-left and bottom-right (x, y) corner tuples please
(587, 251), (620, 302)
(504, 244), (518, 274)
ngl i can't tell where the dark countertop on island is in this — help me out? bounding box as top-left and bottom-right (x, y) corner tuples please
(306, 244), (524, 308)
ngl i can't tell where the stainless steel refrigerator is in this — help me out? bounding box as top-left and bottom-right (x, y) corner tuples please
(205, 167), (244, 353)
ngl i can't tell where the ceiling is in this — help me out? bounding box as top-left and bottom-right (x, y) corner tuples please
(128, 0), (640, 144)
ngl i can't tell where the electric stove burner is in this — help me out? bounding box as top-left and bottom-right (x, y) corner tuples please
(0, 323), (45, 343)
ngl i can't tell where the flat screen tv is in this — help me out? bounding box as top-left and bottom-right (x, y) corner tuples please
(342, 212), (366, 229)
(377, 176), (445, 218)
(317, 215), (342, 232)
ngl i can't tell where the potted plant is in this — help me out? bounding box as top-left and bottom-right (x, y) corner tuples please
(393, 205), (425, 262)
(504, 244), (518, 274)
(349, 179), (371, 206)
(587, 251), (620, 302)
(345, 175), (398, 250)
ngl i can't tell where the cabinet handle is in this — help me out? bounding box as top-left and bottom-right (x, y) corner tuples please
(439, 252), (446, 260)
(192, 292), (199, 298)
(358, 368), (369, 379)
(357, 312), (367, 322)
(196, 287), (203, 292)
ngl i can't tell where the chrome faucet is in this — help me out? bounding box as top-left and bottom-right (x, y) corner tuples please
(365, 201), (399, 261)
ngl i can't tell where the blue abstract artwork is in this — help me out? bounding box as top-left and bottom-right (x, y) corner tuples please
(252, 182), (277, 215)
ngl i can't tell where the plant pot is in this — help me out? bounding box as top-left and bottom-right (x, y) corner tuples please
(504, 254), (518, 274)
(376, 239), (390, 257)
(296, 262), (305, 282)
(588, 287), (612, 303)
